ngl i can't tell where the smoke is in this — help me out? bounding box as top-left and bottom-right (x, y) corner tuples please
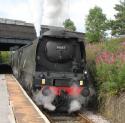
(68, 94), (88, 113)
(27, 0), (68, 36)
(68, 84), (85, 113)
(27, 0), (43, 36)
(33, 89), (56, 111)
(42, 0), (68, 26)
(68, 83), (95, 113)
(69, 100), (81, 113)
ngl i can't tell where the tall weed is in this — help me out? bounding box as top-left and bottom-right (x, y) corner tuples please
(86, 38), (125, 97)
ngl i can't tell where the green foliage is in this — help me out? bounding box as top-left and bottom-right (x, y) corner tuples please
(97, 62), (125, 96)
(0, 51), (10, 64)
(111, 1), (125, 35)
(86, 38), (125, 97)
(85, 6), (108, 43)
(103, 38), (123, 52)
(63, 19), (76, 31)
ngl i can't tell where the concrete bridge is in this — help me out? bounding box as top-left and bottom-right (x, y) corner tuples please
(0, 18), (36, 51)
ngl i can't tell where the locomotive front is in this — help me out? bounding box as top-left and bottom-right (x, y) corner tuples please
(33, 29), (92, 112)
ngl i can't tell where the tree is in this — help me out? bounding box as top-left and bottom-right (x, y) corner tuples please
(85, 6), (107, 42)
(111, 1), (125, 36)
(63, 19), (76, 31)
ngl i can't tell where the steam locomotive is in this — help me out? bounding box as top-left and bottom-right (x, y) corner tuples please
(11, 26), (95, 112)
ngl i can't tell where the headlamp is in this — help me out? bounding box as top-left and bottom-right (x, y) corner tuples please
(41, 79), (46, 85)
(80, 80), (84, 86)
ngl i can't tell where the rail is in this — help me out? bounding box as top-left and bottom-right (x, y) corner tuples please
(43, 112), (94, 123)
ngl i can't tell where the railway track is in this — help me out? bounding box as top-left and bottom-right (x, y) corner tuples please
(44, 111), (94, 123)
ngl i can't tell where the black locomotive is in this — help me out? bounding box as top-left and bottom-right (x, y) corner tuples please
(11, 26), (95, 112)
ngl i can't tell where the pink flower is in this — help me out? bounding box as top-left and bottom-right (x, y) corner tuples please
(96, 51), (115, 64)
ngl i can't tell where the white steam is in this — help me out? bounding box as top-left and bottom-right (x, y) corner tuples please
(42, 0), (68, 26)
(33, 90), (56, 111)
(68, 83), (96, 113)
(69, 95), (87, 113)
(32, 84), (95, 112)
(69, 100), (81, 113)
(27, 0), (68, 36)
(27, 0), (43, 36)
(68, 84), (86, 113)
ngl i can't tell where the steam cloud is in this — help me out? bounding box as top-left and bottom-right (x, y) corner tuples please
(27, 0), (43, 36)
(42, 0), (68, 26)
(69, 100), (81, 113)
(68, 95), (87, 113)
(33, 89), (56, 111)
(28, 0), (68, 36)
(33, 84), (95, 112)
(68, 84), (96, 113)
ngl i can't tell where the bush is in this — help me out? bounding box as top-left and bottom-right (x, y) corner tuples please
(86, 38), (125, 97)
(0, 51), (10, 64)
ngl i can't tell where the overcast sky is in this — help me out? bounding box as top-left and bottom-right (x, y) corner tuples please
(0, 0), (120, 33)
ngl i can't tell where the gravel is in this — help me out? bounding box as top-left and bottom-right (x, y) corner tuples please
(84, 111), (110, 123)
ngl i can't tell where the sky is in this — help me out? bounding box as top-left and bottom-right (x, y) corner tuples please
(0, 0), (120, 34)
